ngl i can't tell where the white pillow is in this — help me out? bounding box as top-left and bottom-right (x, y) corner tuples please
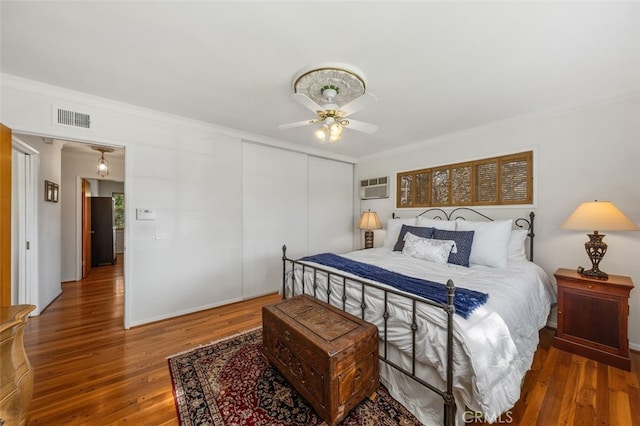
(383, 218), (417, 249)
(455, 219), (513, 268)
(402, 233), (457, 264)
(508, 229), (528, 261)
(416, 217), (456, 231)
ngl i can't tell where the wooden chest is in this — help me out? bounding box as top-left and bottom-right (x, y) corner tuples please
(262, 295), (379, 426)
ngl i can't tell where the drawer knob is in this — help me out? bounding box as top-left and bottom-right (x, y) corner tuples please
(354, 368), (362, 381)
(588, 284), (593, 289)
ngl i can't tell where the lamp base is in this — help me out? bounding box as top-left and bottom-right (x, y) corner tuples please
(581, 232), (608, 280)
(364, 230), (374, 249)
(578, 266), (609, 280)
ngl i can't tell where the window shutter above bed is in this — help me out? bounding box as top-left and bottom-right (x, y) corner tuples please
(397, 151), (533, 208)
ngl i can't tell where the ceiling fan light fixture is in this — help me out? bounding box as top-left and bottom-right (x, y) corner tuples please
(279, 62), (377, 142)
(314, 123), (329, 141)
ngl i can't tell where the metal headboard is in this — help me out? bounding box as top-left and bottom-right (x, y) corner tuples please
(393, 207), (536, 261)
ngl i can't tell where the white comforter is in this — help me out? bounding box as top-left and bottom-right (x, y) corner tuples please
(290, 248), (556, 425)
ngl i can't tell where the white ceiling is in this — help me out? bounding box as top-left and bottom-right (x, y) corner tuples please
(2, 1), (639, 159)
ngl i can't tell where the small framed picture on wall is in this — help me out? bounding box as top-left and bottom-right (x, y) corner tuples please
(45, 180), (59, 202)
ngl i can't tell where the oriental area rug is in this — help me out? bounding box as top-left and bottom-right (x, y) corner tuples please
(167, 328), (421, 426)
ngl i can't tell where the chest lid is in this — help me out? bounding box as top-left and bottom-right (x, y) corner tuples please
(275, 296), (361, 342)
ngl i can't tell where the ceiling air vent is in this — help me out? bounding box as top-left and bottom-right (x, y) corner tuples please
(54, 107), (91, 129)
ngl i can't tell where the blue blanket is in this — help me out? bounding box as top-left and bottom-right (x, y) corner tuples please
(299, 253), (488, 319)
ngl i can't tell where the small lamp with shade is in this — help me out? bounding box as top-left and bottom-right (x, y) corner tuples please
(561, 200), (639, 280)
(358, 210), (382, 249)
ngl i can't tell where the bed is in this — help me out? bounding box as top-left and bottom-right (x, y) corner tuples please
(281, 208), (556, 426)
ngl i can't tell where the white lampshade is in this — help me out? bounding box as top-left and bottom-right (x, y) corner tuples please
(358, 210), (382, 231)
(328, 120), (343, 137)
(314, 124), (328, 141)
(327, 118), (342, 143)
(561, 201), (639, 231)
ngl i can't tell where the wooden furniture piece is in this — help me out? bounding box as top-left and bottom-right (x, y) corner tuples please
(1, 124), (12, 307)
(553, 268), (634, 370)
(262, 295), (379, 426)
(0, 304), (35, 426)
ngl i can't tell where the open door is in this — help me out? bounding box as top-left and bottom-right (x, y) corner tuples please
(82, 179), (92, 278)
(1, 123), (11, 306)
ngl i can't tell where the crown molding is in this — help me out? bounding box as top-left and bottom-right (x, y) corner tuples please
(0, 73), (357, 164)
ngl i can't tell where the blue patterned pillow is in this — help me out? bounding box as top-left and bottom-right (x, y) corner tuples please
(432, 229), (475, 267)
(393, 225), (435, 251)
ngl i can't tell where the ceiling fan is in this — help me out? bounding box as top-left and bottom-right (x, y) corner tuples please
(278, 63), (378, 143)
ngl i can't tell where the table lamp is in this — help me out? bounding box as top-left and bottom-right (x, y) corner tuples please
(358, 210), (382, 249)
(561, 200), (639, 280)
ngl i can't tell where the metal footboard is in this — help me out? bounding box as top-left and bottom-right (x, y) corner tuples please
(281, 245), (457, 426)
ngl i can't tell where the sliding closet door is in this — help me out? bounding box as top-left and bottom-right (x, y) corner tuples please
(308, 157), (354, 254)
(242, 142), (308, 298)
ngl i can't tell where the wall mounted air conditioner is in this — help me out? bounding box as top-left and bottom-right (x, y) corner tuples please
(360, 176), (389, 199)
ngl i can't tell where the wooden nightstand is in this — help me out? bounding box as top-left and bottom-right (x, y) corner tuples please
(553, 268), (634, 370)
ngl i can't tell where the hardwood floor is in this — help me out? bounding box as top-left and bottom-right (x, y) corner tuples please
(23, 257), (280, 425)
(471, 332), (640, 426)
(23, 258), (639, 425)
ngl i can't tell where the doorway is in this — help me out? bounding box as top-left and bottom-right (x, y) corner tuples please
(11, 137), (39, 311)
(10, 134), (127, 327)
(65, 141), (127, 326)
(63, 144), (125, 269)
(81, 178), (92, 278)
(80, 178), (125, 275)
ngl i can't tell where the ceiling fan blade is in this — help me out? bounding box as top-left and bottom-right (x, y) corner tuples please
(291, 93), (324, 113)
(344, 119), (378, 134)
(339, 92), (378, 116)
(278, 119), (318, 130)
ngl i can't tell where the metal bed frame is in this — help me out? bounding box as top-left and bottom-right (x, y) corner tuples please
(281, 208), (535, 426)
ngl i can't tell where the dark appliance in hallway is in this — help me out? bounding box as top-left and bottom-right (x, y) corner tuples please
(91, 197), (116, 266)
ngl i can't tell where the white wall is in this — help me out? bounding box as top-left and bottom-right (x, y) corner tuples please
(126, 132), (245, 325)
(1, 74), (355, 328)
(308, 156), (354, 254)
(60, 150), (125, 282)
(97, 180), (124, 197)
(354, 94), (640, 349)
(242, 143), (308, 298)
(17, 135), (64, 313)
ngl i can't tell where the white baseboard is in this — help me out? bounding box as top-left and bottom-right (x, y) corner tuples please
(128, 296), (244, 328)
